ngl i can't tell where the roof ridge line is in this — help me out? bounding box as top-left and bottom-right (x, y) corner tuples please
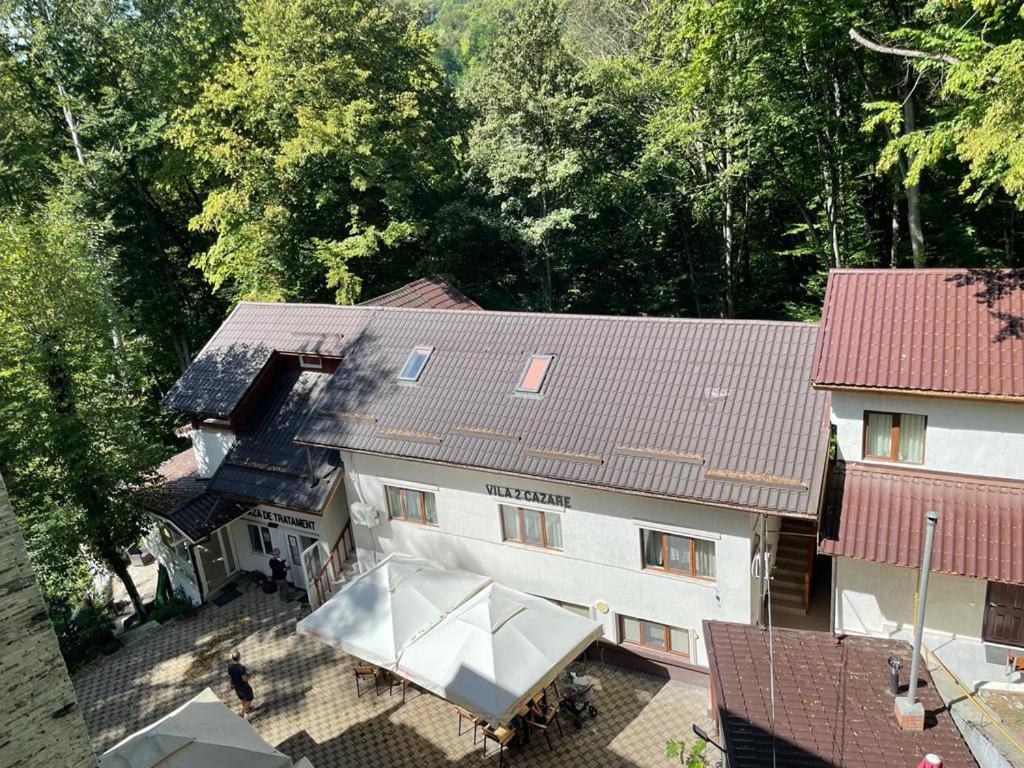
(233, 300), (817, 326)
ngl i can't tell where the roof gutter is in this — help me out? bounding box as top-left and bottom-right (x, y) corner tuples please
(811, 382), (1024, 404)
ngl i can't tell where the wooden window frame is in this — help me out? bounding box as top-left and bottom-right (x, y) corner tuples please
(385, 485), (438, 526)
(862, 410), (927, 464)
(619, 615), (690, 659)
(500, 504), (562, 551)
(641, 529), (716, 581)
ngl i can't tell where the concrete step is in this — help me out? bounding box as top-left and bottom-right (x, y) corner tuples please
(774, 573), (806, 589)
(774, 555), (808, 571)
(772, 579), (805, 598)
(770, 591), (808, 615)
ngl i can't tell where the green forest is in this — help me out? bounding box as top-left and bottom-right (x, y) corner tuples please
(1, 0), (1023, 642)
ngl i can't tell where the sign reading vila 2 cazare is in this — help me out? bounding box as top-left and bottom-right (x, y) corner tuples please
(485, 484), (572, 508)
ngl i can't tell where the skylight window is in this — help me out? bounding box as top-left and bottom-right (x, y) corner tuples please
(398, 346), (433, 383)
(516, 354), (554, 394)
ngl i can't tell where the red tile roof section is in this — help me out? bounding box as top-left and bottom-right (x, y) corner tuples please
(704, 620), (978, 768)
(142, 448), (206, 512)
(819, 461), (1024, 584)
(812, 268), (1024, 398)
(361, 275), (481, 310)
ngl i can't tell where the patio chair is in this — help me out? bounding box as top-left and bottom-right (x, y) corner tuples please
(353, 663), (380, 697)
(456, 706), (484, 743)
(481, 723), (515, 767)
(388, 674), (410, 703)
(526, 702), (562, 751)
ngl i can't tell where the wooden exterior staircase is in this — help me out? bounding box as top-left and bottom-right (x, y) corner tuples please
(770, 518), (817, 615)
(309, 520), (358, 608)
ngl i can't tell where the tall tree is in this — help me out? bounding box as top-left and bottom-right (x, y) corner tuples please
(460, 0), (596, 311)
(172, 0), (462, 304)
(0, 184), (165, 617)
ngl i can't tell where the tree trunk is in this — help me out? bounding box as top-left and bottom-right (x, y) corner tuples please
(890, 198), (901, 268)
(682, 225), (703, 318)
(902, 69), (925, 267)
(103, 545), (147, 621)
(721, 150), (735, 319)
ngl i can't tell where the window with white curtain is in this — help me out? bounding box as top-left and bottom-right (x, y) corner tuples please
(620, 615), (690, 658)
(864, 411), (926, 463)
(500, 504), (562, 550)
(641, 529), (716, 580)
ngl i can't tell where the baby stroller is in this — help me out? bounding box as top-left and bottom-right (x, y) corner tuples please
(559, 672), (598, 729)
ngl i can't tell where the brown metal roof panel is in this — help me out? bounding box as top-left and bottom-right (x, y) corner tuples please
(360, 275), (481, 310)
(820, 461), (1024, 583)
(812, 268), (1024, 397)
(704, 620), (978, 768)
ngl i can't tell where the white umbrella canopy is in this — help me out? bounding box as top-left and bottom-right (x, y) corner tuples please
(100, 688), (297, 768)
(395, 583), (604, 724)
(296, 552), (491, 668)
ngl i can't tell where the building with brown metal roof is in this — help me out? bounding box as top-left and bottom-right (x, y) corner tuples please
(704, 620), (977, 768)
(813, 268), (1024, 690)
(813, 268), (1024, 400)
(360, 274), (481, 310)
(150, 276), (832, 679)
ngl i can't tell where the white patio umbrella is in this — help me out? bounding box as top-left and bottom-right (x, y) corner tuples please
(99, 688), (311, 768)
(394, 583), (604, 724)
(295, 552), (491, 668)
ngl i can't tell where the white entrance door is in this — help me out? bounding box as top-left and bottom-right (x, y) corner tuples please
(196, 528), (237, 593)
(287, 533), (319, 588)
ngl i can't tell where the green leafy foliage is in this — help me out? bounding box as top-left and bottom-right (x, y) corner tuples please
(172, 0), (462, 304)
(2, 0), (1024, 644)
(149, 587), (195, 623)
(666, 736), (707, 767)
(48, 597), (117, 673)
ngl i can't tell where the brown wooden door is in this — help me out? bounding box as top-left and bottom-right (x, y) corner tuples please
(983, 582), (1024, 647)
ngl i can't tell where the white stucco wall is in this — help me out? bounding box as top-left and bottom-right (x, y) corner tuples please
(223, 478), (348, 587)
(831, 391), (1024, 479)
(145, 519), (202, 606)
(341, 451), (758, 668)
(835, 556), (986, 641)
(190, 425), (236, 478)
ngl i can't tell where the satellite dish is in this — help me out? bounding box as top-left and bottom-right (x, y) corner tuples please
(350, 502), (381, 528)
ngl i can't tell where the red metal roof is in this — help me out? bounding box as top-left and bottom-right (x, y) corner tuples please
(704, 620), (978, 768)
(360, 275), (481, 310)
(819, 461), (1024, 584)
(812, 268), (1024, 398)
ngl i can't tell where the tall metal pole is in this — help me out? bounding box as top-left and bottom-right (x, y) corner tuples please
(907, 510), (940, 707)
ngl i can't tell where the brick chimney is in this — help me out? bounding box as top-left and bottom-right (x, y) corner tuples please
(894, 697), (925, 731)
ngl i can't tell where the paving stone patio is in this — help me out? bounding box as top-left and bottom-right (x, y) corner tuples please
(73, 586), (716, 767)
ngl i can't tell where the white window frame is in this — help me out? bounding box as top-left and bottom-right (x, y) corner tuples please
(247, 522), (273, 555)
(398, 346), (434, 383)
(298, 354), (323, 369)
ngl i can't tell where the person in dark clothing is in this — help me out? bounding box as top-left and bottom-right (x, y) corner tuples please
(227, 650), (254, 716)
(269, 548), (291, 602)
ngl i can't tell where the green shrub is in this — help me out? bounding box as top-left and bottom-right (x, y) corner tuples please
(149, 587), (194, 623)
(49, 599), (116, 673)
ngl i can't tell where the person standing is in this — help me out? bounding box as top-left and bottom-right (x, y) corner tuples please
(227, 650), (255, 717)
(269, 548), (291, 602)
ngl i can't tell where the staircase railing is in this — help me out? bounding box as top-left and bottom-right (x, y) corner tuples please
(312, 520), (355, 606)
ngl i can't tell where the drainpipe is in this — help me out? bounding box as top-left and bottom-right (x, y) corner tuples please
(758, 513), (768, 626)
(907, 510), (940, 707)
